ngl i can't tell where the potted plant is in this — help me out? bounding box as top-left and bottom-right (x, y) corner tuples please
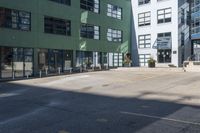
(148, 57), (156, 68)
(123, 53), (132, 67)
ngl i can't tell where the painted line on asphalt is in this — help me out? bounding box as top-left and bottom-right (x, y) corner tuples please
(120, 111), (200, 126)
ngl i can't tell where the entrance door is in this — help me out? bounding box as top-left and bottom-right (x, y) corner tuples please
(13, 48), (24, 78)
(48, 50), (63, 73)
(157, 49), (171, 63)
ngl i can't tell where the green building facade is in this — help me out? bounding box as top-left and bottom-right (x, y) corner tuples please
(0, 0), (131, 79)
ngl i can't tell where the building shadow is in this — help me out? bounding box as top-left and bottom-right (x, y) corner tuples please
(0, 82), (200, 133)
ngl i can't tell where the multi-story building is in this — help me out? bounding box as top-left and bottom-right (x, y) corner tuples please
(131, 0), (191, 67)
(0, 0), (131, 79)
(191, 0), (200, 60)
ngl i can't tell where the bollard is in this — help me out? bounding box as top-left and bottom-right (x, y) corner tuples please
(58, 67), (61, 75)
(12, 71), (15, 79)
(26, 74), (29, 79)
(45, 68), (48, 76)
(39, 71), (42, 78)
(70, 69), (72, 74)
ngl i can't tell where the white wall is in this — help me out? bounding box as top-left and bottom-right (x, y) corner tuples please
(131, 0), (179, 67)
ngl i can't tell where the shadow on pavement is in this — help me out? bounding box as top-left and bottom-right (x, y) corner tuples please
(0, 82), (200, 133)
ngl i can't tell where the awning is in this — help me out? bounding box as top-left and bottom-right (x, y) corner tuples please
(152, 37), (172, 49)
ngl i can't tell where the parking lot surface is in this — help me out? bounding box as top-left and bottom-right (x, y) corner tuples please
(1, 68), (200, 133)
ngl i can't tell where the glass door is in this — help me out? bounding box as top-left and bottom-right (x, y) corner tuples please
(158, 49), (172, 63)
(48, 50), (63, 73)
(13, 48), (24, 78)
(1, 47), (13, 78)
(24, 48), (33, 77)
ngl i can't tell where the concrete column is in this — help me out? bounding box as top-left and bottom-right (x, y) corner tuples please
(72, 50), (76, 67)
(33, 48), (39, 77)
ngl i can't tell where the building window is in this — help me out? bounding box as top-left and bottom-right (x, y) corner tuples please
(49, 0), (71, 5)
(157, 8), (172, 24)
(107, 4), (122, 20)
(139, 54), (150, 67)
(181, 32), (185, 46)
(107, 28), (122, 43)
(138, 12), (151, 26)
(80, 0), (99, 13)
(0, 7), (31, 31)
(138, 0), (150, 5)
(138, 34), (151, 48)
(44, 16), (71, 36)
(80, 23), (100, 40)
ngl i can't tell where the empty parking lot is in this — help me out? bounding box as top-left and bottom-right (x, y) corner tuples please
(1, 68), (200, 133)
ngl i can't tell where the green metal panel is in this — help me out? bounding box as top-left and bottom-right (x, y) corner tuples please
(0, 0), (131, 53)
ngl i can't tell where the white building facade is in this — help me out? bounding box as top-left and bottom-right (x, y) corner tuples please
(131, 0), (191, 67)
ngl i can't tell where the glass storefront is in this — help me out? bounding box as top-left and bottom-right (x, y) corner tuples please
(1, 47), (13, 78)
(0, 47), (124, 79)
(76, 51), (110, 69)
(76, 51), (93, 69)
(108, 53), (124, 67)
(38, 49), (73, 74)
(0, 47), (33, 79)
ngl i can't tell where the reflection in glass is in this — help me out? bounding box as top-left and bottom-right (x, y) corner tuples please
(1, 48), (13, 78)
(13, 48), (24, 77)
(38, 49), (48, 72)
(24, 48), (33, 76)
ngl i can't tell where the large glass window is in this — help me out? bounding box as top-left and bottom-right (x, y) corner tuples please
(24, 48), (33, 76)
(138, 12), (151, 26)
(0, 7), (31, 31)
(107, 28), (122, 43)
(0, 47), (33, 79)
(44, 16), (71, 36)
(1, 48), (13, 78)
(138, 34), (151, 48)
(107, 4), (122, 20)
(80, 23), (100, 40)
(157, 8), (172, 24)
(48, 50), (63, 73)
(63, 50), (73, 70)
(80, 0), (99, 13)
(139, 54), (150, 67)
(38, 49), (48, 72)
(49, 0), (71, 5)
(13, 48), (24, 77)
(76, 51), (93, 68)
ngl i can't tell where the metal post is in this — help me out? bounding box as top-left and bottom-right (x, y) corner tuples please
(39, 71), (42, 78)
(58, 67), (61, 75)
(45, 68), (48, 76)
(12, 71), (15, 79)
